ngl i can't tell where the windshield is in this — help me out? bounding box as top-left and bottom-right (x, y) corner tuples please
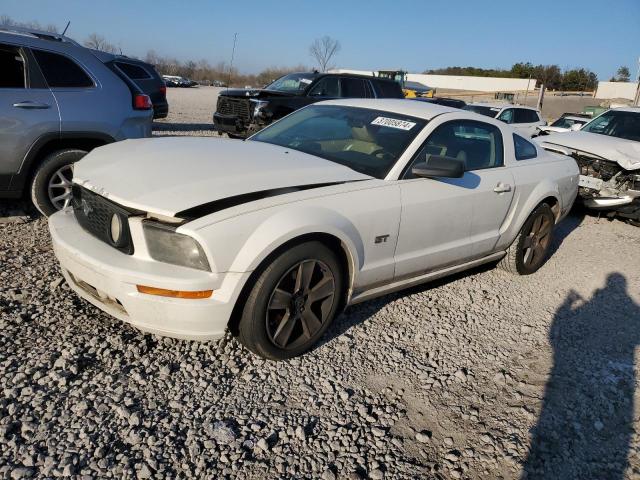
(463, 105), (500, 118)
(265, 73), (316, 93)
(250, 105), (426, 178)
(551, 117), (587, 128)
(581, 110), (640, 141)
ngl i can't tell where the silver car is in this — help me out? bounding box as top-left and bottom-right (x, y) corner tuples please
(0, 26), (152, 215)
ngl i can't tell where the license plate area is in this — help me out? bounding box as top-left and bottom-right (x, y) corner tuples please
(579, 175), (603, 190)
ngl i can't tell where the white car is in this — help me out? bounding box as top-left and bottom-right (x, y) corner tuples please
(49, 100), (579, 359)
(534, 114), (590, 137)
(536, 107), (640, 225)
(463, 103), (545, 137)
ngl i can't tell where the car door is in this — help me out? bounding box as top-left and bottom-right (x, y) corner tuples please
(30, 47), (121, 135)
(394, 119), (514, 279)
(0, 43), (59, 190)
(307, 76), (341, 100)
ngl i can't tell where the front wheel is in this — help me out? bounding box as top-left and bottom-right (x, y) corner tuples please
(499, 203), (555, 275)
(237, 241), (344, 360)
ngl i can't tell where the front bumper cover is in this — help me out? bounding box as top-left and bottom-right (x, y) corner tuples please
(48, 209), (250, 340)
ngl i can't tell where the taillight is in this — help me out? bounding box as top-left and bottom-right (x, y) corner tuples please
(159, 85), (167, 96)
(134, 94), (152, 110)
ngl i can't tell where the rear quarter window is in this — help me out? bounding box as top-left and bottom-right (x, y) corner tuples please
(513, 133), (537, 160)
(32, 50), (93, 88)
(115, 62), (152, 80)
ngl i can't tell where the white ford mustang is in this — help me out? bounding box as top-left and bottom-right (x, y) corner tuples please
(49, 99), (579, 359)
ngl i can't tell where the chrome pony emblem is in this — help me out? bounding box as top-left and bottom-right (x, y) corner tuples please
(81, 199), (93, 216)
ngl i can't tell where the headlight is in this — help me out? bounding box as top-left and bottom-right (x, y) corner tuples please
(250, 99), (269, 118)
(142, 221), (211, 272)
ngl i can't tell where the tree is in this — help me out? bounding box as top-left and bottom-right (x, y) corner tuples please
(616, 66), (630, 82)
(309, 36), (340, 72)
(84, 33), (117, 53)
(0, 14), (58, 33)
(561, 68), (598, 91)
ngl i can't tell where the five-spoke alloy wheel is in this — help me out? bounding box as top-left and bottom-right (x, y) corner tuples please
(499, 203), (555, 275)
(238, 241), (344, 360)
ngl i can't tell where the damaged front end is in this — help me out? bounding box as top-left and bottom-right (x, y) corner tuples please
(574, 152), (640, 224)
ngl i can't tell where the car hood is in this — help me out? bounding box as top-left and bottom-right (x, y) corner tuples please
(73, 137), (371, 218)
(536, 131), (640, 170)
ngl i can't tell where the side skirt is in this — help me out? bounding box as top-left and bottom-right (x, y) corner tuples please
(348, 251), (506, 305)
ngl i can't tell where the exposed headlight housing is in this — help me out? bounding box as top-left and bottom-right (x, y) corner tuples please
(250, 99), (269, 119)
(142, 221), (211, 272)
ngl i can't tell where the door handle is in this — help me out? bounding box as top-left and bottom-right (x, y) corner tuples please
(13, 101), (51, 109)
(493, 183), (512, 193)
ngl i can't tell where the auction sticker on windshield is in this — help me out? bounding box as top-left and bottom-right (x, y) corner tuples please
(371, 117), (416, 130)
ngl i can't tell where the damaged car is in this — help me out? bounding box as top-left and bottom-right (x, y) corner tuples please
(49, 100), (578, 359)
(213, 72), (404, 138)
(536, 107), (640, 225)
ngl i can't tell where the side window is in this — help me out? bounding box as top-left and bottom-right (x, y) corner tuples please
(514, 108), (539, 123)
(513, 133), (538, 160)
(405, 120), (504, 177)
(340, 77), (369, 98)
(32, 50), (94, 88)
(497, 108), (513, 124)
(308, 77), (340, 97)
(374, 80), (402, 98)
(115, 62), (151, 80)
(0, 44), (26, 88)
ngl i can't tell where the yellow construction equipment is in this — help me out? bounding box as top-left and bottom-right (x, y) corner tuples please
(377, 70), (435, 98)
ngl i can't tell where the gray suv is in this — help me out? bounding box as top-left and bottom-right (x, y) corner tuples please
(0, 27), (152, 216)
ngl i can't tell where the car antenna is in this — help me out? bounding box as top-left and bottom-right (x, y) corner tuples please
(62, 21), (70, 36)
(227, 32), (237, 91)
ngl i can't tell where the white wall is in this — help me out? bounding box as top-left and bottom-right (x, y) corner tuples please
(595, 81), (639, 100)
(407, 74), (536, 92)
(329, 69), (537, 92)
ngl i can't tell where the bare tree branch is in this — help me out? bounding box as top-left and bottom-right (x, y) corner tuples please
(84, 33), (117, 53)
(309, 36), (341, 72)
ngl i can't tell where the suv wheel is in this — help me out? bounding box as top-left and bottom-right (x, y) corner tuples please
(31, 149), (87, 216)
(238, 241), (344, 360)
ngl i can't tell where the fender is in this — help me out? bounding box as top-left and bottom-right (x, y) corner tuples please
(9, 131), (116, 193)
(227, 205), (364, 277)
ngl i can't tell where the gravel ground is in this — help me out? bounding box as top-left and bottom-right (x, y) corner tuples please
(2, 88), (640, 479)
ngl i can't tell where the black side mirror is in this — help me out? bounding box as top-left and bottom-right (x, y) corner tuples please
(411, 155), (465, 179)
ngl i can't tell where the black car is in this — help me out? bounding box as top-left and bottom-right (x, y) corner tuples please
(413, 97), (467, 109)
(213, 72), (405, 138)
(98, 54), (169, 119)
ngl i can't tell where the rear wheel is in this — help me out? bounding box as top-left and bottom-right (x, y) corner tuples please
(237, 242), (344, 360)
(30, 149), (87, 216)
(499, 203), (555, 275)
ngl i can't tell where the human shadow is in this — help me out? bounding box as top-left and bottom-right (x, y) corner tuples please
(522, 273), (640, 479)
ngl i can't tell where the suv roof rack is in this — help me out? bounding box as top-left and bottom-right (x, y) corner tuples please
(0, 25), (81, 46)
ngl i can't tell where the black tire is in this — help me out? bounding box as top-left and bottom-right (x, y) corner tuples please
(30, 149), (87, 216)
(238, 241), (344, 360)
(499, 203), (555, 275)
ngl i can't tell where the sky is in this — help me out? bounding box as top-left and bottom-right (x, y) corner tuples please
(2, 0), (639, 80)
